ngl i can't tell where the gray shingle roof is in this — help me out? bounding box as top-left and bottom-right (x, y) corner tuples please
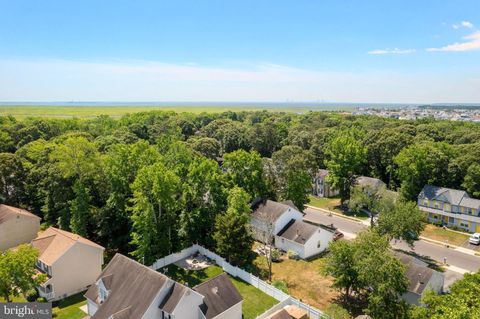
(277, 219), (319, 245)
(158, 282), (187, 314)
(252, 200), (294, 221)
(395, 252), (441, 295)
(85, 254), (170, 319)
(356, 176), (386, 189)
(419, 185), (480, 208)
(194, 273), (243, 319)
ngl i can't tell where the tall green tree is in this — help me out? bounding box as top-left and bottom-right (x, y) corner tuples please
(324, 133), (367, 203)
(377, 200), (425, 246)
(324, 231), (409, 319)
(223, 149), (267, 199)
(102, 141), (162, 253)
(214, 187), (253, 265)
(0, 245), (45, 302)
(272, 145), (316, 210)
(130, 162), (182, 264)
(394, 142), (455, 201)
(179, 157), (227, 247)
(69, 180), (91, 237)
(462, 163), (480, 198)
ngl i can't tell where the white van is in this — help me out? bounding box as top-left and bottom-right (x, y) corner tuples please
(469, 233), (480, 245)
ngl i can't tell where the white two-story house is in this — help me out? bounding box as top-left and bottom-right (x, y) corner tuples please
(251, 199), (334, 259)
(85, 254), (243, 319)
(418, 185), (480, 233)
(32, 227), (104, 301)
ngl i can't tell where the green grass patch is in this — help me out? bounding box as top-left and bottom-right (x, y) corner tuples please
(422, 224), (470, 246)
(308, 195), (369, 220)
(52, 292), (87, 319)
(163, 264), (277, 319)
(0, 295), (27, 302)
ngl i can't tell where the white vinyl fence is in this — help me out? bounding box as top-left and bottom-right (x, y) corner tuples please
(150, 244), (328, 319)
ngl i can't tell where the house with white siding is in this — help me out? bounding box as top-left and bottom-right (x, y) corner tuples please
(85, 254), (243, 319)
(251, 199), (334, 259)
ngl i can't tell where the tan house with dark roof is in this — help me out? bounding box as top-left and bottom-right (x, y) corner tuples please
(0, 204), (40, 251)
(85, 254), (242, 319)
(32, 227), (104, 301)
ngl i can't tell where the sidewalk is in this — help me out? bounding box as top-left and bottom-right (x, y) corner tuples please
(306, 204), (479, 256)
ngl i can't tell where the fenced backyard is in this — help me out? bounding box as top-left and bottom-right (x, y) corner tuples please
(150, 244), (328, 319)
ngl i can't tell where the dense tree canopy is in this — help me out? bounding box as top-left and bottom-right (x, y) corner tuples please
(1, 110), (479, 264)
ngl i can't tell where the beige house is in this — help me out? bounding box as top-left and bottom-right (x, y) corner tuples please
(32, 227), (104, 301)
(0, 204), (41, 251)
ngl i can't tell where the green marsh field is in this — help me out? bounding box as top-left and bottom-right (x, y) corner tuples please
(0, 104), (354, 118)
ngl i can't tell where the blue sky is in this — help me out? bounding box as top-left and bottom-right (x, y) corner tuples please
(0, 0), (479, 103)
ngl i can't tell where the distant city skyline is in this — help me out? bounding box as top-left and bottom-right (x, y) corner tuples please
(0, 1), (479, 103)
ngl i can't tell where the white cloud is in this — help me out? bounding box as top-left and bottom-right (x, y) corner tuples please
(427, 31), (480, 52)
(368, 48), (416, 55)
(0, 58), (479, 103)
(452, 21), (474, 29)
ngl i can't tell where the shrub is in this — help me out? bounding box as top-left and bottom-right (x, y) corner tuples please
(26, 289), (39, 302)
(271, 249), (281, 262)
(287, 250), (299, 260)
(272, 280), (289, 293)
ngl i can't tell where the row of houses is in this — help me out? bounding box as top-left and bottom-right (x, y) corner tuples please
(0, 204), (246, 318)
(312, 169), (480, 234)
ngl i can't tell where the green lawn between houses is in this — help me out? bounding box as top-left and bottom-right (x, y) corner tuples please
(308, 195), (370, 220)
(163, 264), (278, 319)
(52, 292), (87, 319)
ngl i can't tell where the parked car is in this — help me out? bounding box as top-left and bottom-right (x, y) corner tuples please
(333, 230), (344, 241)
(469, 233), (480, 245)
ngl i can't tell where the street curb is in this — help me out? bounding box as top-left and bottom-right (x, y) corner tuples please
(306, 204), (480, 257)
(418, 236), (478, 256)
(305, 205), (365, 223)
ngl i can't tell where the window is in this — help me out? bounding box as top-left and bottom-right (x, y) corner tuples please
(281, 238), (285, 243)
(448, 217), (454, 224)
(423, 199), (429, 206)
(317, 241), (321, 248)
(99, 288), (108, 303)
(459, 221), (469, 229)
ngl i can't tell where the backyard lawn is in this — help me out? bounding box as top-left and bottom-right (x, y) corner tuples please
(308, 195), (369, 220)
(421, 224), (470, 246)
(52, 292), (87, 319)
(163, 264), (278, 319)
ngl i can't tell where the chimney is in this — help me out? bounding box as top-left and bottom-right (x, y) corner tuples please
(212, 286), (219, 294)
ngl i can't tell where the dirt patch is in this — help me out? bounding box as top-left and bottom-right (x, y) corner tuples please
(254, 254), (339, 310)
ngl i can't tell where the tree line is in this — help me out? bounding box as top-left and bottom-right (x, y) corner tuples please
(1, 111), (480, 264)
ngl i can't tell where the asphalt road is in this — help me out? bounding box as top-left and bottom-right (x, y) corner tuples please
(304, 207), (480, 273)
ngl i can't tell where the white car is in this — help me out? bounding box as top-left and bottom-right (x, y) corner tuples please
(469, 233), (480, 245)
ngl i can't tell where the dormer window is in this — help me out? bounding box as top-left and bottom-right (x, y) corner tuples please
(99, 287), (108, 303)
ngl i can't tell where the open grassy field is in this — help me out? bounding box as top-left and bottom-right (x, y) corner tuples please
(0, 104), (353, 119)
